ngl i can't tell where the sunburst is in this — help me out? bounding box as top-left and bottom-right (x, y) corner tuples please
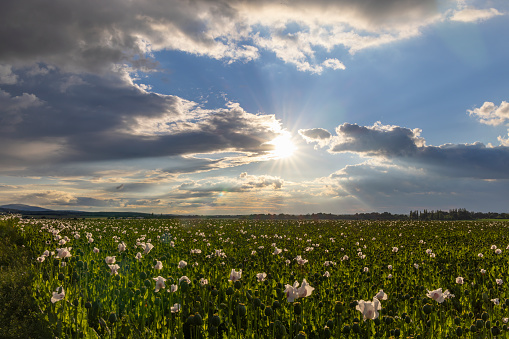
(268, 134), (297, 159)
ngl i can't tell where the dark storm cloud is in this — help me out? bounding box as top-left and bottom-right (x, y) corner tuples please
(308, 122), (509, 179)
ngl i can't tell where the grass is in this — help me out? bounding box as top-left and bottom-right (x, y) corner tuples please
(0, 218), (52, 339)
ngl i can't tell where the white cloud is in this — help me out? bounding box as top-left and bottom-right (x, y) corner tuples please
(498, 130), (509, 146)
(450, 7), (503, 22)
(468, 101), (509, 126)
(322, 58), (346, 70)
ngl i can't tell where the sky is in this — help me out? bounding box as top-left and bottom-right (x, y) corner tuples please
(1, 0), (508, 215)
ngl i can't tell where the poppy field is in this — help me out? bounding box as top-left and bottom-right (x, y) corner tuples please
(9, 216), (509, 338)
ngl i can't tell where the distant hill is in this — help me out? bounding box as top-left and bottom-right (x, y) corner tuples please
(0, 204), (54, 212)
(0, 204), (159, 219)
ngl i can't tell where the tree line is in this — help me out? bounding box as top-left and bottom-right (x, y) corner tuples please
(408, 208), (509, 220)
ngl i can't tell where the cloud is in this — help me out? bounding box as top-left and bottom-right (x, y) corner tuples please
(0, 64), (18, 84)
(330, 122), (425, 156)
(1, 0), (499, 74)
(0, 90), (43, 112)
(16, 190), (122, 208)
(322, 59), (346, 70)
(299, 128), (332, 148)
(319, 160), (509, 213)
(468, 101), (509, 126)
(499, 131), (509, 147)
(0, 69), (286, 174)
(239, 172), (284, 190)
(159, 173), (284, 210)
(305, 121), (509, 179)
(0, 89), (44, 133)
(450, 7), (504, 22)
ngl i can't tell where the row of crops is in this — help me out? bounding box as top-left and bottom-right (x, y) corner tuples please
(9, 215), (509, 338)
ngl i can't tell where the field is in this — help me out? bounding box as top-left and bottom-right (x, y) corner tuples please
(4, 215), (509, 338)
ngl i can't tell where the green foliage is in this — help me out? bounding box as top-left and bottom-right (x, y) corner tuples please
(0, 218), (52, 339)
(5, 216), (509, 338)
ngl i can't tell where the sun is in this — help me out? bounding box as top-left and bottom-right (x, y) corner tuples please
(268, 134), (297, 159)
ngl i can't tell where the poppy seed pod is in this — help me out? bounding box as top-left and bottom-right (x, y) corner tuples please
(194, 313), (203, 326)
(210, 314), (220, 327)
(334, 301), (344, 314)
(323, 326), (331, 338)
(236, 303), (247, 317)
(264, 306), (273, 317)
(491, 326), (501, 336)
(456, 327), (463, 336)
